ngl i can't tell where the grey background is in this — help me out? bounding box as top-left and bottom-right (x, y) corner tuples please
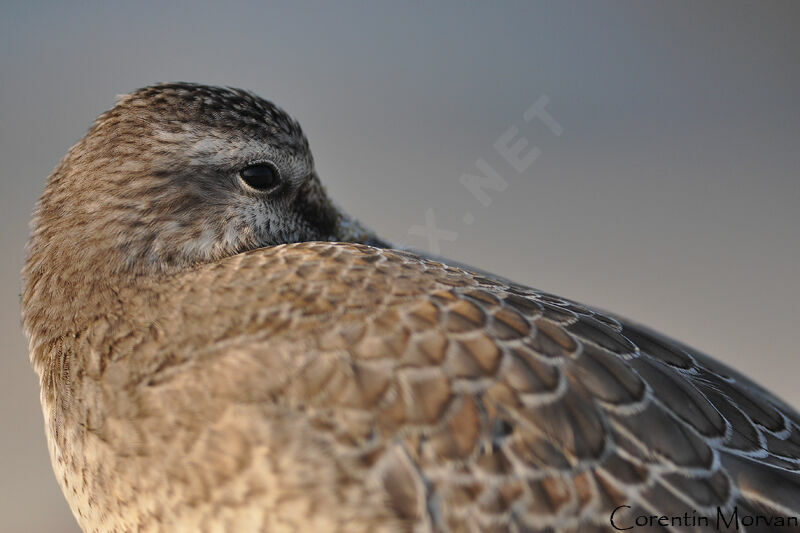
(1, 1), (798, 531)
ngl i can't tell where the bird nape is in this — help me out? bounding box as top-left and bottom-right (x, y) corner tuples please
(21, 83), (800, 533)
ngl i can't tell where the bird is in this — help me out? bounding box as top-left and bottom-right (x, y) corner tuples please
(21, 82), (800, 533)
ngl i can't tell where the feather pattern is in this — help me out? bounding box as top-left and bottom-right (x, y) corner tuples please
(30, 242), (800, 532)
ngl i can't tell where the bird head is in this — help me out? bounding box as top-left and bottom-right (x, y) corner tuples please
(26, 82), (387, 282)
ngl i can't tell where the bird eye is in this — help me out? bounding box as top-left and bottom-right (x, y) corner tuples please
(240, 163), (281, 191)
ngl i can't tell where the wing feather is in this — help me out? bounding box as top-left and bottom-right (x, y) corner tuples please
(72, 242), (800, 531)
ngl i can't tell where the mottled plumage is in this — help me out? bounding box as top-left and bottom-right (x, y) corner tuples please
(22, 84), (800, 532)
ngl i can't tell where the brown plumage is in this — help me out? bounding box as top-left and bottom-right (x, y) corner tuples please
(22, 83), (800, 532)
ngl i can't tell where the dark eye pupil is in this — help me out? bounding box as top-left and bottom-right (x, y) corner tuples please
(240, 163), (280, 191)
